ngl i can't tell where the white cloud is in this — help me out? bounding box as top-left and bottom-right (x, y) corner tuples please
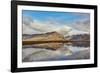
(22, 16), (89, 36)
(72, 18), (90, 32)
(22, 23), (41, 34)
(23, 17), (72, 35)
(29, 20), (55, 32)
(67, 29), (89, 36)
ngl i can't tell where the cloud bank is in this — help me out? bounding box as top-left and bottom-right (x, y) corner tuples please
(22, 16), (72, 36)
(22, 16), (89, 36)
(73, 19), (90, 32)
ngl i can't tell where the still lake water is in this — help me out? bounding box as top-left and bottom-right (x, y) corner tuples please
(22, 44), (90, 62)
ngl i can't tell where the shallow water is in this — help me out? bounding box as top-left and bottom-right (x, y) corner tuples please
(22, 44), (90, 62)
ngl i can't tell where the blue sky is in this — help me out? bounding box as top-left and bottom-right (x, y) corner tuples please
(22, 10), (90, 25)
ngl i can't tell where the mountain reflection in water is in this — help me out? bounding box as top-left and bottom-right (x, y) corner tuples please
(22, 42), (90, 62)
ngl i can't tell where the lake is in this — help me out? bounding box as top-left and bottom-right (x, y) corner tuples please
(22, 43), (90, 62)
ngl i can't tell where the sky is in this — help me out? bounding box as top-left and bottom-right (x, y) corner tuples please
(22, 10), (90, 35)
(22, 10), (90, 25)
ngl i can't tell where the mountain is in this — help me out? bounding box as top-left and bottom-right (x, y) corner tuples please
(23, 32), (64, 41)
(23, 32), (64, 49)
(65, 34), (90, 47)
(66, 34), (90, 41)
